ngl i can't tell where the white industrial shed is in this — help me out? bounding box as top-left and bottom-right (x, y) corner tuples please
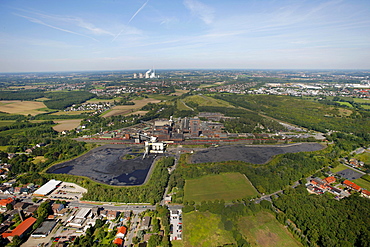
(33, 179), (62, 196)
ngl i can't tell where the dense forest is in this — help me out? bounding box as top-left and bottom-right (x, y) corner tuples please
(0, 90), (94, 110)
(273, 185), (370, 246)
(214, 94), (370, 141)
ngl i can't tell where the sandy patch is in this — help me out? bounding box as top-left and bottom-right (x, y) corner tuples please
(103, 98), (160, 117)
(53, 119), (82, 132)
(0, 100), (48, 115)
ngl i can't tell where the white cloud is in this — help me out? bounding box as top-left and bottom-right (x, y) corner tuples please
(183, 0), (214, 24)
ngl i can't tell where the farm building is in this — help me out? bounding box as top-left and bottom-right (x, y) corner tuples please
(33, 179), (62, 196)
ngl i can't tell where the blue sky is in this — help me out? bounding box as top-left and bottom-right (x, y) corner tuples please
(0, 0), (370, 72)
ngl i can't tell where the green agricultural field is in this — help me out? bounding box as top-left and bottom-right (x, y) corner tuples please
(184, 173), (258, 203)
(0, 121), (15, 127)
(238, 211), (302, 247)
(183, 95), (234, 108)
(353, 178), (370, 190)
(361, 105), (370, 109)
(182, 211), (236, 247)
(352, 98), (370, 103)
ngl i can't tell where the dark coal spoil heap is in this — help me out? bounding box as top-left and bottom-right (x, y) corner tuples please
(191, 143), (324, 164)
(47, 144), (155, 186)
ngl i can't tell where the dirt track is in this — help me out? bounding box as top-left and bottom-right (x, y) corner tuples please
(191, 143), (324, 164)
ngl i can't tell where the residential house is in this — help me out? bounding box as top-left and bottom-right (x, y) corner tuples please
(116, 226), (127, 238)
(140, 216), (151, 230)
(107, 210), (119, 220)
(0, 198), (14, 209)
(113, 238), (124, 246)
(52, 203), (65, 216)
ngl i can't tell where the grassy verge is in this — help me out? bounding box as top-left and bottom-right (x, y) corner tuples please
(184, 172), (258, 203)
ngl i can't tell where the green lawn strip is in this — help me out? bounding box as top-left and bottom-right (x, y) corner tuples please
(334, 101), (353, 108)
(238, 211), (302, 247)
(352, 178), (370, 190)
(171, 240), (184, 247)
(184, 172), (258, 203)
(0, 121), (15, 127)
(330, 164), (349, 173)
(183, 211), (236, 247)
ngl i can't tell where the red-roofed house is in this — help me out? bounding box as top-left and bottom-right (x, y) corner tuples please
(116, 226), (127, 238)
(0, 197), (14, 208)
(324, 176), (336, 184)
(2, 217), (37, 241)
(361, 189), (370, 199)
(343, 180), (361, 192)
(113, 238), (123, 246)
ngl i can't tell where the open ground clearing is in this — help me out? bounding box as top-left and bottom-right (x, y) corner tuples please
(0, 100), (48, 115)
(53, 119), (82, 132)
(191, 143), (324, 165)
(238, 211), (302, 247)
(183, 95), (234, 107)
(184, 173), (258, 202)
(183, 211), (235, 247)
(32, 156), (47, 164)
(102, 98), (160, 117)
(355, 152), (370, 164)
(86, 98), (120, 103)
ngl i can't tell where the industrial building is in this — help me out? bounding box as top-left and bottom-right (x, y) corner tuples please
(31, 220), (57, 238)
(33, 179), (62, 197)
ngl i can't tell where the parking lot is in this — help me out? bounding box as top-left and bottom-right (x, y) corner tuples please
(48, 182), (87, 201)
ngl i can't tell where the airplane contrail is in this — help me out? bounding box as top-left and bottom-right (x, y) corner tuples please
(112, 0), (149, 42)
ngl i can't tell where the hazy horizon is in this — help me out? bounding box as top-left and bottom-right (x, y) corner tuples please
(1, 0), (370, 73)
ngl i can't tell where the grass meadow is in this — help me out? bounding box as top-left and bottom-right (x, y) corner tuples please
(353, 178), (370, 190)
(182, 211), (235, 247)
(238, 211), (302, 247)
(184, 173), (258, 203)
(182, 95), (234, 108)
